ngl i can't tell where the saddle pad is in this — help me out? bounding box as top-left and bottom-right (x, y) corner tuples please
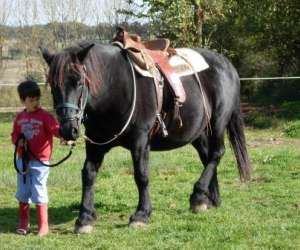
(132, 48), (209, 78)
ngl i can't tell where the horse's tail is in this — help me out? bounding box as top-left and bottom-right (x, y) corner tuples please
(227, 108), (251, 181)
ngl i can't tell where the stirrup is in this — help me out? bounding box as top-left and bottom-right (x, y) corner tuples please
(156, 113), (168, 137)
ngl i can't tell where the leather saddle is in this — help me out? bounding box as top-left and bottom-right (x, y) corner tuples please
(112, 27), (186, 106)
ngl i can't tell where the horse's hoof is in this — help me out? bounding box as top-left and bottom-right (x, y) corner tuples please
(191, 203), (208, 213)
(74, 224), (94, 234)
(129, 221), (147, 229)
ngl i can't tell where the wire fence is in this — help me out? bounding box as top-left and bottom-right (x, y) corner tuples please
(0, 76), (299, 112)
(240, 76), (300, 81)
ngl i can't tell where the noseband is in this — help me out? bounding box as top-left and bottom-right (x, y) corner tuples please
(55, 64), (90, 125)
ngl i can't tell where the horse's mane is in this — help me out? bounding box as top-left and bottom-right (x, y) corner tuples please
(47, 44), (103, 96)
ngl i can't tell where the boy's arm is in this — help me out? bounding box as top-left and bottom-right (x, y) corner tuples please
(11, 116), (21, 145)
(45, 113), (61, 138)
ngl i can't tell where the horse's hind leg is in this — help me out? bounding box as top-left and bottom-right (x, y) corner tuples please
(190, 132), (225, 212)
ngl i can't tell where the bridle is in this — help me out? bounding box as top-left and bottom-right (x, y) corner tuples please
(55, 64), (90, 126)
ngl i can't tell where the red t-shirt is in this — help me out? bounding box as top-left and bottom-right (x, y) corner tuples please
(11, 108), (60, 161)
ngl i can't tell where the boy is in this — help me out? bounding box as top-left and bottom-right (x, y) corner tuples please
(11, 80), (60, 236)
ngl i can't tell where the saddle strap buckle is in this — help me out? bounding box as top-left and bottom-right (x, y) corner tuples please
(156, 113), (168, 137)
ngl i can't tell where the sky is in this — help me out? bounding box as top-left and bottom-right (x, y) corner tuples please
(0, 0), (136, 26)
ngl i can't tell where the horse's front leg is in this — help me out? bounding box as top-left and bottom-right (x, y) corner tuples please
(129, 135), (152, 227)
(74, 144), (107, 234)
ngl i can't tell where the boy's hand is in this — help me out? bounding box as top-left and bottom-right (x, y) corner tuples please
(60, 139), (76, 146)
(17, 139), (24, 147)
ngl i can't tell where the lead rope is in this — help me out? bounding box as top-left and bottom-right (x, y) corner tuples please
(14, 134), (74, 181)
(83, 53), (137, 146)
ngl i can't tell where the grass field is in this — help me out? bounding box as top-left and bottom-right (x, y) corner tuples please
(0, 109), (300, 250)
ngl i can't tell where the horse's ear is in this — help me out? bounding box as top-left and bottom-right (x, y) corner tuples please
(40, 47), (54, 66)
(77, 43), (95, 63)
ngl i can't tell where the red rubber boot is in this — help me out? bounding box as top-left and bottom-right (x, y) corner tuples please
(36, 204), (49, 236)
(16, 202), (30, 235)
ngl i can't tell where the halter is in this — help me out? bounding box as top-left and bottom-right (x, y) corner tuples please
(55, 64), (90, 125)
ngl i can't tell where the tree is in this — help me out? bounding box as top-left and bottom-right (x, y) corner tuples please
(125, 0), (225, 47)
(210, 0), (300, 76)
(14, 0), (44, 80)
(208, 0), (300, 100)
(42, 0), (94, 48)
(0, 0), (12, 71)
(92, 0), (133, 42)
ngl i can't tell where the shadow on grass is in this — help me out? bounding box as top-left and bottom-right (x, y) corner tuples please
(0, 204), (78, 234)
(94, 201), (133, 213)
(0, 201), (136, 234)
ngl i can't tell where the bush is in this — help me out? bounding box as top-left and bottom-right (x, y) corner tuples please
(26, 70), (44, 83)
(284, 121), (300, 138)
(8, 48), (22, 59)
(244, 112), (278, 129)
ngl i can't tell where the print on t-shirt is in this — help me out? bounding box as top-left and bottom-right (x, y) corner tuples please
(18, 118), (43, 140)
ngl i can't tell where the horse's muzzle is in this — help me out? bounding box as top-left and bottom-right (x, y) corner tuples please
(59, 122), (80, 141)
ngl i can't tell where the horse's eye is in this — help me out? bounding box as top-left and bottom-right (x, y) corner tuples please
(69, 75), (80, 82)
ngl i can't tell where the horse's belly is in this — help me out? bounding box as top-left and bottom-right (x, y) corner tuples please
(149, 123), (205, 151)
(150, 140), (190, 151)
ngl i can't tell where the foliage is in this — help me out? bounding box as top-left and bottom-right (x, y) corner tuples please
(284, 121), (300, 138)
(212, 0), (300, 76)
(125, 0), (225, 47)
(26, 70), (45, 83)
(210, 0), (300, 100)
(244, 112), (277, 129)
(243, 101), (300, 130)
(123, 0), (300, 102)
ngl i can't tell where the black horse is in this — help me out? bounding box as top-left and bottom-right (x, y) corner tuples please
(41, 42), (251, 233)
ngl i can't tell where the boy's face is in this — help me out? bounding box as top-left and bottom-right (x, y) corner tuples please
(22, 96), (40, 112)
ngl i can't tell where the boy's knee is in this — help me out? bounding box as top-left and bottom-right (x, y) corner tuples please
(31, 184), (48, 204)
(15, 193), (30, 203)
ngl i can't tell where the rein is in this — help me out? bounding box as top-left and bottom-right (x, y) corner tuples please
(14, 134), (74, 177)
(83, 53), (137, 146)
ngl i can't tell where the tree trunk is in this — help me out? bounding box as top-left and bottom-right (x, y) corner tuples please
(191, 1), (204, 47)
(0, 45), (3, 69)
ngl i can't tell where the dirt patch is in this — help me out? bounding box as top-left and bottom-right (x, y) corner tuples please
(251, 176), (272, 183)
(248, 136), (288, 148)
(241, 103), (283, 116)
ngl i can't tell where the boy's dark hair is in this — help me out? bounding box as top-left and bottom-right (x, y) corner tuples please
(17, 80), (41, 101)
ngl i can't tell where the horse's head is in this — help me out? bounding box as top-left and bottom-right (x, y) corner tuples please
(41, 44), (95, 141)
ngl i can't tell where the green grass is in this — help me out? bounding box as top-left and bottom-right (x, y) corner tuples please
(0, 112), (300, 250)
